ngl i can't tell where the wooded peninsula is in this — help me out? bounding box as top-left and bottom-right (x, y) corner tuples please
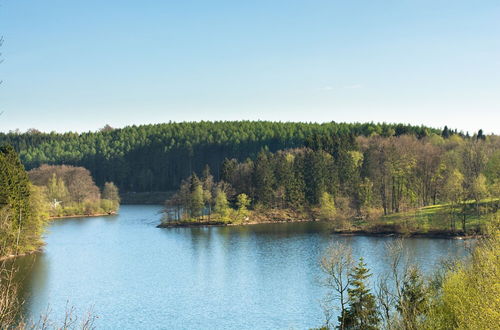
(156, 123), (499, 236)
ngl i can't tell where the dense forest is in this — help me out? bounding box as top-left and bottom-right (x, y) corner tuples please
(0, 121), (447, 192)
(165, 130), (500, 234)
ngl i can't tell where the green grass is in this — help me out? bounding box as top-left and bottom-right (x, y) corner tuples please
(373, 199), (499, 234)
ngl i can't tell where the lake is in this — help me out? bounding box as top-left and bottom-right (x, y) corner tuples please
(13, 205), (470, 329)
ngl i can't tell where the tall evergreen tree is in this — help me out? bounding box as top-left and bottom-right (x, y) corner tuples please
(397, 266), (427, 330)
(342, 258), (380, 330)
(253, 150), (276, 206)
(189, 174), (204, 219)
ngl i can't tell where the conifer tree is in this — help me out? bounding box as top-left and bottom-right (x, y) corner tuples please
(189, 174), (204, 219)
(342, 258), (379, 330)
(254, 150), (276, 206)
(397, 266), (427, 330)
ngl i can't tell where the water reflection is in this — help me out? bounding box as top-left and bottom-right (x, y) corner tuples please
(11, 206), (469, 329)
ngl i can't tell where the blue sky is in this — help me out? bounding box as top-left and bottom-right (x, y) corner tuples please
(1, 0), (499, 133)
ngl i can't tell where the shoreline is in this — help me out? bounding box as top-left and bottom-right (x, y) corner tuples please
(50, 211), (117, 220)
(157, 218), (479, 239)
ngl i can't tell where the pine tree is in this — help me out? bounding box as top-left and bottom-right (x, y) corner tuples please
(201, 165), (214, 218)
(397, 266), (427, 330)
(253, 150), (276, 206)
(189, 174), (204, 219)
(441, 125), (450, 138)
(341, 258), (379, 330)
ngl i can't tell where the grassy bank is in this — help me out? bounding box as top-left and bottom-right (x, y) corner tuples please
(364, 199), (499, 235)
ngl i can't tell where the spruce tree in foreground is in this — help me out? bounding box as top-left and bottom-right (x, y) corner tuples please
(341, 258), (379, 330)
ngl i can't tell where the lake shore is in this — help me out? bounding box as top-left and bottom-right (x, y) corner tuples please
(157, 220), (478, 239)
(49, 211), (117, 220)
(157, 209), (482, 239)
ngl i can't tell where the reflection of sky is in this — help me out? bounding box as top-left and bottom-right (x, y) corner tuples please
(14, 205), (470, 329)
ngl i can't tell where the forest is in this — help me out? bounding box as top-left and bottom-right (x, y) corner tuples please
(1, 122), (499, 328)
(164, 129), (500, 234)
(0, 121), (445, 192)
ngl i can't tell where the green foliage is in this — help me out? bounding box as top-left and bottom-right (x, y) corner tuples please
(47, 173), (70, 203)
(424, 216), (500, 329)
(318, 192), (336, 220)
(316, 219), (500, 330)
(0, 146), (47, 258)
(165, 131), (500, 232)
(1, 121), (442, 193)
(214, 188), (230, 221)
(236, 193), (251, 218)
(188, 175), (204, 218)
(254, 149), (276, 206)
(397, 266), (429, 329)
(28, 165), (120, 217)
(102, 182), (120, 204)
(341, 258), (380, 330)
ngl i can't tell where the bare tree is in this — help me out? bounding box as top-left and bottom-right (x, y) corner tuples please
(318, 242), (354, 330)
(0, 262), (22, 328)
(376, 239), (429, 330)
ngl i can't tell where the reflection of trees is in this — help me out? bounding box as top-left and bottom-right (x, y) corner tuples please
(1, 254), (48, 325)
(9, 254), (49, 318)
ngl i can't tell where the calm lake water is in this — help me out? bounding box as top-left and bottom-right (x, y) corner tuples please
(14, 205), (470, 329)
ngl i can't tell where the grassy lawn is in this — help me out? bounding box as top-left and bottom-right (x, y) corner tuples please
(374, 199), (499, 234)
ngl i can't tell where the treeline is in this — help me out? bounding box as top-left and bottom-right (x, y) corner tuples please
(166, 132), (500, 233)
(28, 165), (120, 217)
(316, 216), (500, 329)
(0, 121), (447, 192)
(0, 146), (46, 258)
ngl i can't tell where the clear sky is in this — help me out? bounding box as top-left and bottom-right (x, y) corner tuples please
(1, 0), (499, 134)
